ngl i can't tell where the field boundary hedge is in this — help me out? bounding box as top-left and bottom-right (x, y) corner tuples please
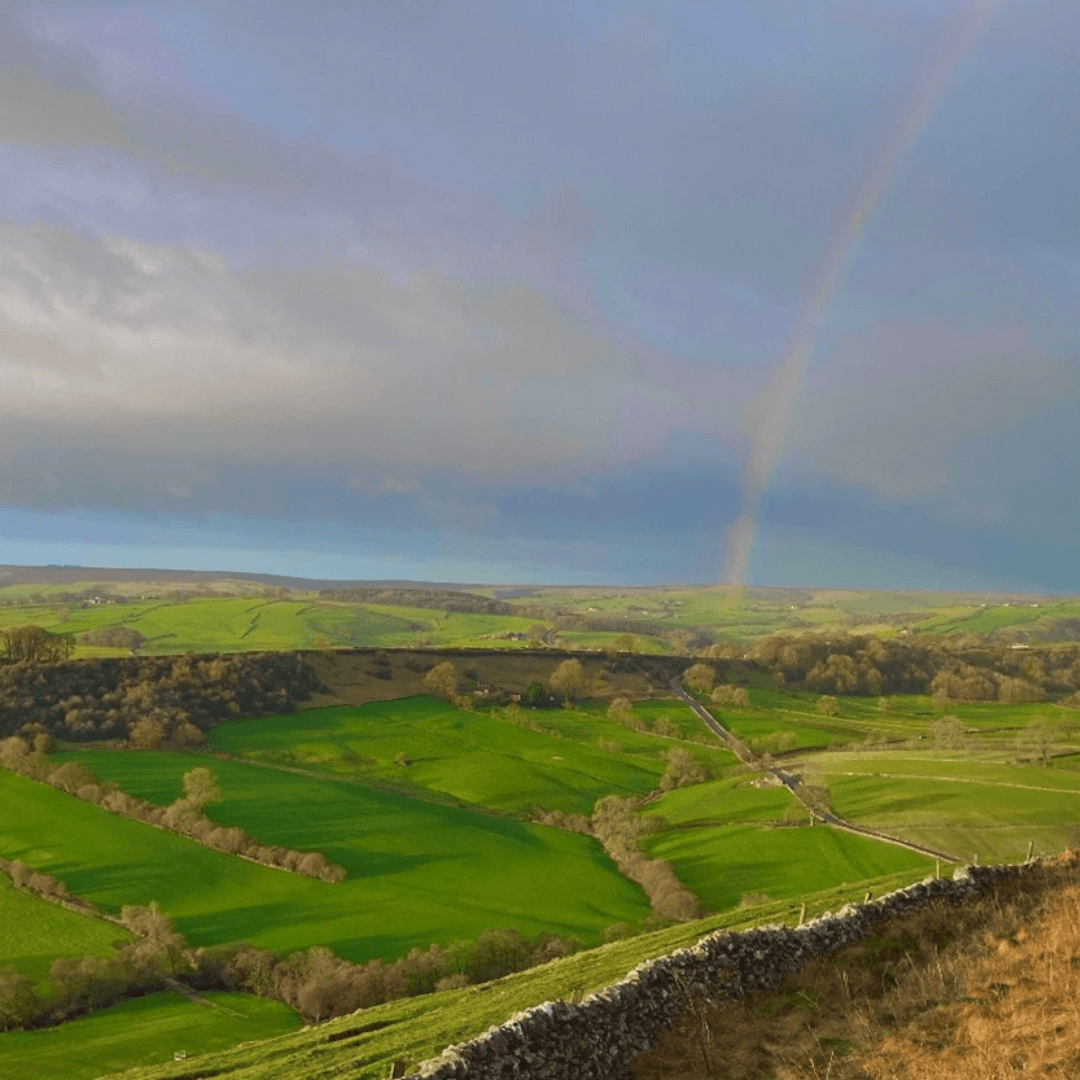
(0, 745), (347, 882)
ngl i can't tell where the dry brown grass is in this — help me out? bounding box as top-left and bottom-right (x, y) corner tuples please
(632, 851), (1080, 1080)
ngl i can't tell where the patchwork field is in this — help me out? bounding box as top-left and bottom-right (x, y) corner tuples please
(99, 867), (953, 1080)
(0, 991), (301, 1080)
(815, 753), (1080, 863)
(204, 696), (736, 815)
(6, 754), (650, 964)
(4, 623), (1080, 1078)
(7, 574), (1080, 658)
(638, 775), (933, 910)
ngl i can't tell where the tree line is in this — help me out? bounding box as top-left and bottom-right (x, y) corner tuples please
(0, 744), (346, 882)
(702, 633), (1080, 702)
(0, 871), (592, 1031)
(0, 649), (323, 745)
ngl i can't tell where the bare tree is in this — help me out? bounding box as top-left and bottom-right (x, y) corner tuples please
(1016, 717), (1057, 767)
(929, 715), (967, 751)
(423, 661), (459, 701)
(549, 659), (585, 705)
(682, 663), (716, 693)
(182, 767), (222, 812)
(711, 685), (749, 708)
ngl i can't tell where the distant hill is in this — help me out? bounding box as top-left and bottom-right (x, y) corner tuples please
(0, 564), (488, 592)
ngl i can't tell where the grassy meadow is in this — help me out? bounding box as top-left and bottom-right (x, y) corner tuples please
(4, 754), (650, 964)
(204, 695), (736, 815)
(636, 774), (933, 910)
(100, 866), (951, 1080)
(0, 991), (301, 1080)
(7, 575), (1080, 659)
(0, 875), (129, 986)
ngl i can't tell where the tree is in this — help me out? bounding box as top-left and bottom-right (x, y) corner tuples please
(613, 634), (635, 654)
(711, 684), (749, 708)
(682, 664), (715, 694)
(423, 661), (458, 701)
(1016, 717), (1057, 767)
(1, 625), (73, 663)
(0, 968), (40, 1030)
(520, 680), (550, 707)
(549, 659), (585, 705)
(659, 748), (707, 791)
(0, 737), (29, 770)
(816, 695), (840, 717)
(128, 716), (166, 749)
(929, 715), (967, 750)
(607, 697), (633, 725)
(182, 767), (222, 812)
(47, 762), (96, 795)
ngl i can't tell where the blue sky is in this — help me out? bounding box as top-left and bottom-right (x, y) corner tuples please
(1, 0), (1078, 589)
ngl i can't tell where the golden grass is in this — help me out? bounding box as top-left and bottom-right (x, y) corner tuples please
(632, 850), (1080, 1080)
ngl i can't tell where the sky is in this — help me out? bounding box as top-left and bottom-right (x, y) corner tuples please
(1, 0), (1078, 590)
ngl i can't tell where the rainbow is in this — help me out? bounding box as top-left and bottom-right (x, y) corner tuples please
(720, 0), (1006, 586)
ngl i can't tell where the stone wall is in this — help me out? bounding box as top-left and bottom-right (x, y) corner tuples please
(407, 861), (1036, 1080)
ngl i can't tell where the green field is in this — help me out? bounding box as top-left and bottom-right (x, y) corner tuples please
(637, 775), (933, 910)
(203, 696), (735, 815)
(0, 991), (301, 1080)
(817, 752), (1080, 862)
(4, 756), (649, 963)
(103, 866), (949, 1080)
(0, 597), (548, 657)
(7, 578), (1080, 659)
(0, 876), (129, 985)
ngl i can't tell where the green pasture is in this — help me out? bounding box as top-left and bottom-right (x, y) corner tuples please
(0, 876), (129, 986)
(5, 758), (648, 962)
(204, 696), (734, 815)
(636, 773), (932, 910)
(820, 758), (1080, 862)
(108, 866), (947, 1080)
(355, 604), (542, 647)
(555, 631), (670, 653)
(6, 584), (1080, 657)
(0, 991), (301, 1080)
(639, 774), (795, 828)
(0, 596), (550, 656)
(643, 816), (932, 912)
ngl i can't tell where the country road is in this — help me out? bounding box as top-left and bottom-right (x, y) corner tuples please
(669, 677), (960, 862)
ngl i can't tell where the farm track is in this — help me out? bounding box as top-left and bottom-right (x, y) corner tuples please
(162, 978), (246, 1017)
(669, 679), (960, 862)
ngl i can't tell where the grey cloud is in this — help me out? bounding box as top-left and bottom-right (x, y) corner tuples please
(0, 220), (738, 518)
(787, 322), (1079, 508)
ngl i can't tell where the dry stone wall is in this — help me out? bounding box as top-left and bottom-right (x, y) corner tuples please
(407, 862), (1034, 1080)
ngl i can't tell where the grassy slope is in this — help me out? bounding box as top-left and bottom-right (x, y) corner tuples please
(106, 867), (947, 1080)
(638, 775), (933, 911)
(0, 991), (301, 1080)
(821, 754), (1080, 862)
(8, 757), (649, 962)
(0, 876), (129, 986)
(204, 696), (734, 815)
(8, 583), (1080, 658)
